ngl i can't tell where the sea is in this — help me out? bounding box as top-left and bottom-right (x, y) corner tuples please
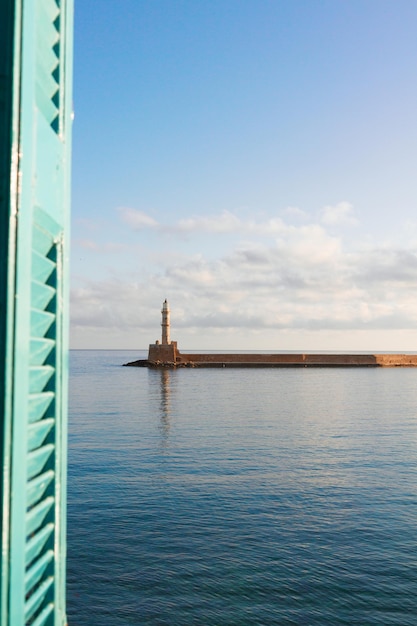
(66, 350), (417, 625)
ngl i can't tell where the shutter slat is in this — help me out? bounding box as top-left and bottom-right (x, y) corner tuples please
(25, 523), (54, 567)
(24, 575), (54, 621)
(34, 206), (62, 239)
(29, 365), (54, 393)
(28, 418), (55, 451)
(38, 0), (60, 26)
(32, 223), (54, 256)
(31, 280), (56, 311)
(36, 39), (59, 74)
(25, 549), (54, 594)
(30, 338), (55, 366)
(35, 86), (59, 125)
(26, 496), (54, 537)
(36, 19), (59, 69)
(27, 444), (55, 480)
(28, 601), (54, 626)
(36, 63), (59, 101)
(31, 308), (55, 338)
(27, 470), (55, 509)
(32, 250), (56, 283)
(29, 392), (54, 423)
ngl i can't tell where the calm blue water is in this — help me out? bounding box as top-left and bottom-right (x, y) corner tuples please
(67, 350), (417, 625)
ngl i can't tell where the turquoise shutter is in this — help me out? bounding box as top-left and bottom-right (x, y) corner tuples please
(0, 1), (73, 625)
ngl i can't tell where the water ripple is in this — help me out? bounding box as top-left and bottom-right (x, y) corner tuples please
(67, 352), (417, 625)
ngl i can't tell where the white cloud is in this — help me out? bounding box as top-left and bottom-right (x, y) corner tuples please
(71, 240), (417, 339)
(71, 202), (417, 348)
(117, 203), (358, 239)
(274, 224), (341, 264)
(174, 211), (241, 234)
(283, 206), (308, 220)
(320, 201), (358, 226)
(118, 207), (158, 229)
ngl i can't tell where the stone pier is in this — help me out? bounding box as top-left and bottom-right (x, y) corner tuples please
(123, 301), (417, 368)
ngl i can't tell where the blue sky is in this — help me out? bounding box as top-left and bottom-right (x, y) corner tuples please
(71, 0), (417, 350)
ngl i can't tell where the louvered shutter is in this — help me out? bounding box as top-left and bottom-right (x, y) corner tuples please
(0, 1), (73, 625)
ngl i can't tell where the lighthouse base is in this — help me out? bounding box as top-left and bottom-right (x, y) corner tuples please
(148, 341), (178, 365)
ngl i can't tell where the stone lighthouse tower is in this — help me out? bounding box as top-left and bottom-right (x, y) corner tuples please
(148, 300), (178, 364)
(161, 299), (170, 344)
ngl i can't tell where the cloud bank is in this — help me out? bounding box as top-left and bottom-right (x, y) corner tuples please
(71, 203), (417, 349)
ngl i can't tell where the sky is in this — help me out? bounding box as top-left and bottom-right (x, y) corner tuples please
(71, 0), (417, 351)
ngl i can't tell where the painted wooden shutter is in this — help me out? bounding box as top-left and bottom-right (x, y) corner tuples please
(0, 1), (73, 625)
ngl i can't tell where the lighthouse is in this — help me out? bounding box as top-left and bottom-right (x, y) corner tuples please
(147, 300), (178, 364)
(161, 299), (170, 344)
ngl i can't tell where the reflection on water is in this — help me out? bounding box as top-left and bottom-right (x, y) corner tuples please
(157, 368), (171, 443)
(148, 367), (175, 446)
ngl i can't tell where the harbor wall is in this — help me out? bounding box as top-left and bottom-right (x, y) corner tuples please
(144, 343), (417, 367)
(374, 354), (417, 366)
(175, 353), (417, 367)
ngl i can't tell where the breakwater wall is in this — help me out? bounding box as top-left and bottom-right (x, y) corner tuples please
(177, 353), (417, 367)
(125, 352), (417, 368)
